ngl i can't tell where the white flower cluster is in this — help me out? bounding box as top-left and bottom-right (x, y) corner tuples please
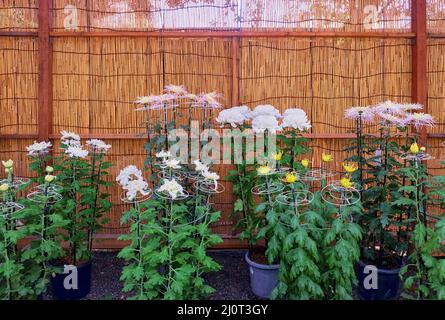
(61, 130), (81, 147)
(116, 165), (150, 201)
(60, 131), (89, 159)
(216, 105), (311, 133)
(86, 139), (111, 153)
(158, 178), (185, 200)
(26, 141), (52, 156)
(194, 159), (220, 189)
(281, 108), (312, 131)
(216, 105), (251, 128)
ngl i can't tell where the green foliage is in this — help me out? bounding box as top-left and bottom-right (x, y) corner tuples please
(53, 145), (112, 265)
(118, 190), (222, 300)
(397, 159), (445, 299)
(257, 186), (362, 300)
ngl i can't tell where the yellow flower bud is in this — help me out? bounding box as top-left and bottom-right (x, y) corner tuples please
(420, 147), (426, 153)
(410, 142), (419, 154)
(2, 159), (13, 169)
(342, 162), (358, 174)
(45, 166), (54, 173)
(340, 177), (353, 189)
(301, 159), (310, 168)
(257, 165), (271, 176)
(45, 175), (56, 183)
(0, 183), (9, 192)
(284, 172), (298, 184)
(322, 153), (333, 162)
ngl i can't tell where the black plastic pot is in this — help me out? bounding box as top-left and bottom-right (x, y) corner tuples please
(357, 260), (402, 300)
(245, 252), (279, 299)
(50, 260), (92, 300)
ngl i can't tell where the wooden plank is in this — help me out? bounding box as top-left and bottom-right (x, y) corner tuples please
(231, 37), (240, 107)
(37, 0), (53, 141)
(412, 0), (428, 143)
(49, 31), (416, 39)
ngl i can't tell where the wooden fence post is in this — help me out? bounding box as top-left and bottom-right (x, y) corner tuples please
(412, 0), (428, 143)
(38, 0), (53, 141)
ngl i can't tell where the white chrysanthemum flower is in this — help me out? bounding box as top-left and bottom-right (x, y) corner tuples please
(134, 94), (175, 111)
(194, 159), (209, 172)
(158, 178), (185, 200)
(202, 169), (220, 189)
(251, 114), (281, 134)
(65, 145), (88, 159)
(60, 130), (80, 145)
(123, 179), (150, 201)
(216, 105), (251, 128)
(249, 104), (281, 119)
(86, 139), (111, 153)
(26, 141), (52, 156)
(156, 150), (172, 159)
(116, 165), (144, 187)
(164, 158), (181, 169)
(281, 108), (312, 131)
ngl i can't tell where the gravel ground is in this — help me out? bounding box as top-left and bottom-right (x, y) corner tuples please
(45, 250), (256, 300)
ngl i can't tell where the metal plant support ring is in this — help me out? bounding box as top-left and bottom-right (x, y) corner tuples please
(321, 181), (361, 207)
(275, 189), (314, 207)
(120, 190), (153, 204)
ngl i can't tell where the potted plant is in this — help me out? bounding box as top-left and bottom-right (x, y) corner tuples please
(47, 132), (112, 299)
(397, 144), (445, 299)
(344, 101), (436, 300)
(117, 159), (222, 299)
(0, 159), (31, 299)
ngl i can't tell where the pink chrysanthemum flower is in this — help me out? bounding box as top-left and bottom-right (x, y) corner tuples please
(344, 106), (375, 123)
(194, 92), (223, 109)
(401, 103), (423, 112)
(373, 100), (405, 116)
(379, 112), (409, 127)
(405, 113), (436, 130)
(164, 84), (188, 96)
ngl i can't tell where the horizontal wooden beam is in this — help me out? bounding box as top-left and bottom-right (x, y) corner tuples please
(49, 31), (416, 39)
(0, 132), (426, 141)
(0, 31), (38, 37)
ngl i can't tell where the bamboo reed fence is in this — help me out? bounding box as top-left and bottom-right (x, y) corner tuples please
(0, 0), (444, 249)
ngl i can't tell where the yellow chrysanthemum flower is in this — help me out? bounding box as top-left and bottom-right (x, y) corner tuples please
(342, 162), (358, 174)
(45, 166), (54, 173)
(322, 153), (333, 162)
(0, 184), (9, 192)
(272, 151), (283, 161)
(257, 165), (272, 176)
(340, 177), (353, 189)
(2, 159), (13, 169)
(284, 172), (298, 184)
(301, 159), (310, 168)
(410, 142), (419, 154)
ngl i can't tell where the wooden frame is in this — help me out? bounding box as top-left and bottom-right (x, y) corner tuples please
(0, 0), (439, 248)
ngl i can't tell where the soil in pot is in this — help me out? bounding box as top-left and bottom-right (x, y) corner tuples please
(245, 247), (279, 299)
(50, 260), (92, 300)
